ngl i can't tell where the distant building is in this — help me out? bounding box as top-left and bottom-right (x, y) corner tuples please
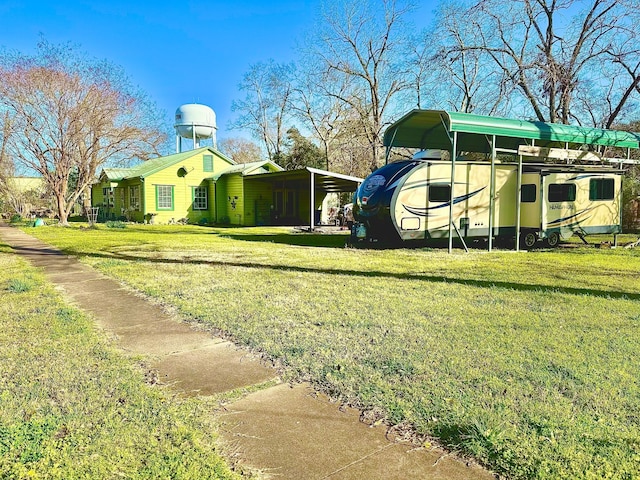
(1, 177), (52, 217)
(11, 177), (44, 192)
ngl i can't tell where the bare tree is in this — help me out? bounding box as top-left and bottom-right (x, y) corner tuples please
(405, 32), (435, 110)
(217, 136), (264, 164)
(441, 0), (640, 126)
(414, 1), (516, 116)
(0, 40), (166, 225)
(290, 66), (351, 172)
(324, 105), (380, 178)
(0, 112), (12, 190)
(303, 0), (416, 172)
(231, 60), (295, 160)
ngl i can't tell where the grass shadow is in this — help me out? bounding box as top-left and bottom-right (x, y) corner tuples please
(11, 243), (638, 302)
(220, 233), (351, 248)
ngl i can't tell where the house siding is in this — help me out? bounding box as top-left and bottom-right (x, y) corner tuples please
(141, 151), (231, 224)
(217, 175), (245, 225)
(91, 182), (121, 221)
(209, 181), (218, 223)
(243, 180), (273, 226)
(91, 184), (106, 210)
(125, 182), (145, 223)
(300, 189), (312, 224)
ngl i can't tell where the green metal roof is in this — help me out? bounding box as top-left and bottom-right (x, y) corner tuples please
(132, 147), (236, 178)
(211, 160), (283, 181)
(101, 168), (132, 181)
(128, 149), (202, 178)
(383, 110), (640, 153)
(98, 147), (236, 182)
(246, 167), (363, 193)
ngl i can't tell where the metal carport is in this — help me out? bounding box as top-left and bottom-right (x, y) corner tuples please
(382, 109), (640, 252)
(245, 167), (363, 228)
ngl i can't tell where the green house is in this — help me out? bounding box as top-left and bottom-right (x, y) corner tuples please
(92, 147), (282, 225)
(92, 147), (362, 226)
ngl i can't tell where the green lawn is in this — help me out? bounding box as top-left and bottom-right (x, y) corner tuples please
(0, 242), (242, 480)
(19, 224), (640, 479)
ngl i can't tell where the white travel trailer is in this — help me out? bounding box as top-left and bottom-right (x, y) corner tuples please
(353, 110), (640, 251)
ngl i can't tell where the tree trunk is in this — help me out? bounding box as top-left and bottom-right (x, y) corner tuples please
(82, 184), (92, 220)
(55, 193), (69, 226)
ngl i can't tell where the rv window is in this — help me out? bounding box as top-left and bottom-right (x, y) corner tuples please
(429, 185), (451, 202)
(589, 178), (614, 200)
(521, 184), (536, 203)
(548, 183), (576, 202)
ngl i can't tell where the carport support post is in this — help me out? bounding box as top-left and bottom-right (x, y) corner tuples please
(310, 171), (315, 230)
(516, 154), (523, 252)
(489, 135), (496, 252)
(448, 132), (458, 254)
(385, 130), (397, 165)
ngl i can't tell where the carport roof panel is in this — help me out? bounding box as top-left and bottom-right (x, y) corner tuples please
(246, 167), (363, 193)
(383, 109), (640, 151)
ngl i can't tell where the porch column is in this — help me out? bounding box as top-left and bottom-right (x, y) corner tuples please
(310, 171), (315, 230)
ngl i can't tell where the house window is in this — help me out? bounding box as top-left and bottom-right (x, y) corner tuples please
(129, 185), (140, 211)
(589, 178), (614, 201)
(203, 155), (214, 173)
(429, 184), (451, 202)
(193, 186), (208, 210)
(102, 187), (114, 207)
(521, 184), (537, 203)
(548, 183), (576, 202)
(156, 185), (174, 210)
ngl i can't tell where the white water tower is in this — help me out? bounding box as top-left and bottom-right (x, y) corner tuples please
(174, 103), (217, 152)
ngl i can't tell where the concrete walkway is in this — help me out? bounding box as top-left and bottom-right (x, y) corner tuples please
(0, 223), (495, 480)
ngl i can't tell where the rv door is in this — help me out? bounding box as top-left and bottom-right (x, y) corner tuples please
(543, 172), (578, 239)
(540, 173), (547, 235)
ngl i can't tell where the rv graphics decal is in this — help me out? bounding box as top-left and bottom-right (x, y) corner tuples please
(400, 177), (449, 193)
(546, 207), (595, 229)
(384, 162), (424, 192)
(401, 185), (486, 217)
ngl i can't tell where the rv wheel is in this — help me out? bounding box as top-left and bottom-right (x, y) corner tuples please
(521, 232), (537, 249)
(545, 232), (560, 248)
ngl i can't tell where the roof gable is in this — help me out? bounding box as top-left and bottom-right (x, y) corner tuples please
(101, 168), (133, 181)
(213, 160), (283, 180)
(128, 147), (235, 179)
(95, 147), (237, 184)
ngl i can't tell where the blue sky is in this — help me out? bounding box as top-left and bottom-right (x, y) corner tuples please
(0, 0), (437, 142)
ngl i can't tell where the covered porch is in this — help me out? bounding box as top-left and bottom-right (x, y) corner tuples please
(243, 167), (363, 228)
